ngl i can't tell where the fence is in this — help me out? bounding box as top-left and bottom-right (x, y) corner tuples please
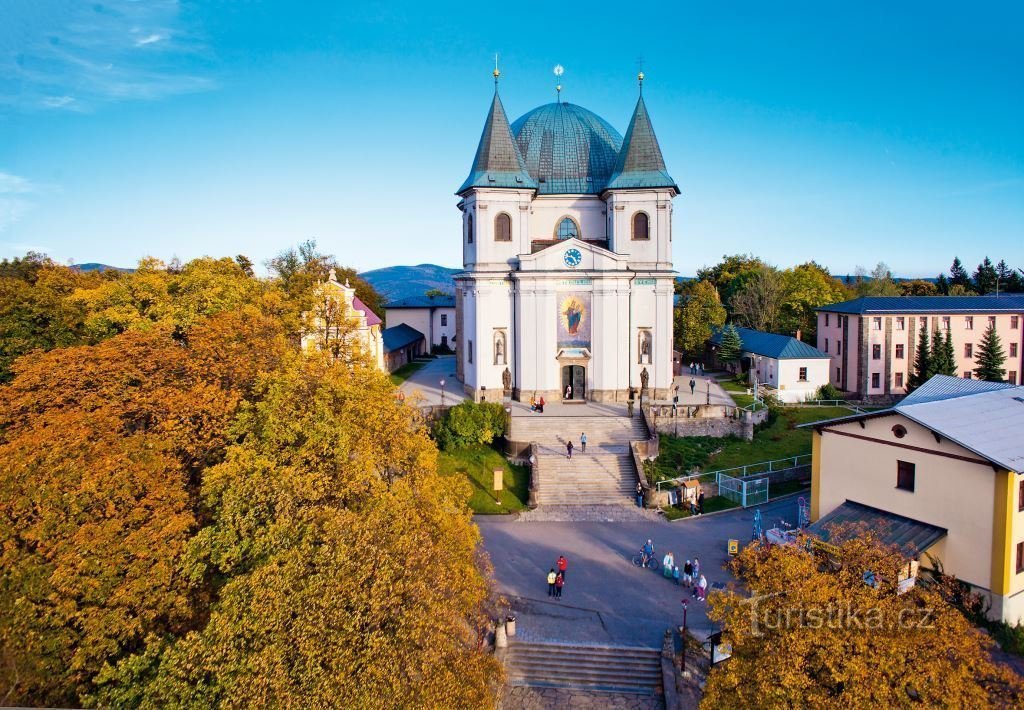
(655, 453), (813, 491)
(717, 472), (769, 508)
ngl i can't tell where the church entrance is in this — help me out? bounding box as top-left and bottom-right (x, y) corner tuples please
(561, 365), (586, 401)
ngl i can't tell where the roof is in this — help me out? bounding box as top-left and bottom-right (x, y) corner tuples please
(809, 501), (947, 559)
(709, 326), (830, 360)
(604, 96), (678, 193)
(386, 294), (456, 309)
(352, 296), (381, 327)
(898, 373), (1015, 406)
(382, 323), (425, 353)
(817, 295), (1024, 315)
(510, 102), (623, 194)
(458, 90), (536, 194)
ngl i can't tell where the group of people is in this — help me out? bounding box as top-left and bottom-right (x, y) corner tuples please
(662, 553), (708, 600)
(529, 395), (546, 413)
(546, 555), (569, 599)
(565, 432), (587, 459)
(687, 361), (704, 376)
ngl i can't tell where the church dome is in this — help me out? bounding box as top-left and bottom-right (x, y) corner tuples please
(510, 103), (623, 195)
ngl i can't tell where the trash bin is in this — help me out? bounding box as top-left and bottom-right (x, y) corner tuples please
(506, 615), (516, 637)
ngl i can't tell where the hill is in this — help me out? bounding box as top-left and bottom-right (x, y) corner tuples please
(360, 264), (459, 303)
(72, 262), (134, 273)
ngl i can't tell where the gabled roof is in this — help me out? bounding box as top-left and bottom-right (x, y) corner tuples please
(352, 296), (381, 327)
(604, 95), (678, 192)
(382, 323), (425, 353)
(386, 294), (455, 309)
(458, 91), (536, 195)
(817, 295), (1024, 315)
(709, 326), (829, 360)
(809, 501), (947, 558)
(898, 373), (1015, 406)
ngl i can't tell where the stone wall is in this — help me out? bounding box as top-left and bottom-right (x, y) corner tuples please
(646, 406), (762, 441)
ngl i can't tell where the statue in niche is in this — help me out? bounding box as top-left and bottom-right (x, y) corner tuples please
(639, 330), (652, 363)
(494, 332), (505, 365)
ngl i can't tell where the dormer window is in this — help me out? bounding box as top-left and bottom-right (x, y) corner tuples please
(556, 217), (580, 240)
(632, 212), (650, 240)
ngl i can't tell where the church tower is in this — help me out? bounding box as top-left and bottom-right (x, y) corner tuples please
(454, 71), (678, 403)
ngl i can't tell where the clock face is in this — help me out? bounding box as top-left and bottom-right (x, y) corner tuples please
(564, 248), (583, 268)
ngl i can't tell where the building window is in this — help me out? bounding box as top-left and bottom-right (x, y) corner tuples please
(1012, 316), (1019, 329)
(1010, 371), (1018, 385)
(1011, 343), (1018, 358)
(871, 372), (880, 388)
(1019, 479), (1024, 512)
(895, 344), (904, 359)
(895, 372), (904, 387)
(965, 316), (973, 330)
(467, 214), (474, 244)
(1018, 542), (1024, 574)
(632, 212), (650, 240)
(838, 341), (842, 355)
(468, 340), (473, 364)
(920, 317), (928, 328)
(441, 314), (448, 327)
(494, 213), (512, 241)
(556, 216), (580, 240)
(825, 338), (829, 352)
(895, 317), (905, 331)
(798, 367), (808, 382)
(873, 317), (882, 330)
(989, 316), (996, 328)
(836, 367), (842, 381)
(896, 460), (915, 492)
(965, 343), (973, 358)
(963, 371), (972, 379)
(942, 316), (951, 330)
(825, 314), (830, 327)
(872, 344), (881, 360)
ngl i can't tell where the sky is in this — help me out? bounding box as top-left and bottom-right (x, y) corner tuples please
(1, 1), (1022, 277)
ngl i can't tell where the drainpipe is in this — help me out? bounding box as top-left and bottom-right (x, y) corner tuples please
(627, 268), (637, 399)
(509, 270), (517, 397)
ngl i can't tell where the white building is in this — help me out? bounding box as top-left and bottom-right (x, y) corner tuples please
(385, 295), (456, 352)
(454, 73), (678, 403)
(710, 326), (831, 403)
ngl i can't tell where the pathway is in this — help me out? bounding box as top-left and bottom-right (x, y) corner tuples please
(397, 355), (466, 406)
(668, 372), (735, 407)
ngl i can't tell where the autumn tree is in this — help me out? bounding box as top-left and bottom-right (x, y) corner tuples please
(703, 536), (1023, 707)
(974, 323), (1007, 382)
(696, 254), (766, 314)
(899, 279), (938, 296)
(778, 262), (849, 342)
(730, 265), (785, 332)
(676, 280), (727, 354)
(853, 262), (900, 297)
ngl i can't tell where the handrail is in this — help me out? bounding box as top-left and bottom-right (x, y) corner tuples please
(655, 453), (813, 491)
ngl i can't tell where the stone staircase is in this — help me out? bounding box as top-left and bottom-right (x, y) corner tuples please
(509, 415), (648, 506)
(504, 641), (662, 695)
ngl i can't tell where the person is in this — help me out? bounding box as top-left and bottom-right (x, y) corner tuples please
(692, 557), (701, 583)
(641, 539), (654, 567)
(580, 432), (587, 453)
(699, 362), (705, 376)
(672, 387), (679, 415)
(673, 564), (681, 585)
(538, 396), (545, 413)
(635, 480), (644, 508)
(697, 490), (705, 515)
(683, 559), (693, 587)
(566, 440), (574, 460)
(689, 378), (696, 395)
(557, 555), (568, 581)
(697, 574), (708, 601)
(530, 395), (537, 411)
(662, 552), (675, 578)
(689, 496), (697, 516)
(554, 571), (564, 599)
(564, 384), (572, 400)
(689, 361), (695, 375)
(547, 568), (557, 597)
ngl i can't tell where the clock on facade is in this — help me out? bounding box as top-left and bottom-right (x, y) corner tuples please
(563, 248), (582, 268)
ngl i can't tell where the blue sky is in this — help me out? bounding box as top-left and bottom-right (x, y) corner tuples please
(1, 0), (1021, 277)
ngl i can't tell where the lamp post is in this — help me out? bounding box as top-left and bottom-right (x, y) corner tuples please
(440, 378), (446, 408)
(753, 356), (762, 404)
(680, 599), (689, 674)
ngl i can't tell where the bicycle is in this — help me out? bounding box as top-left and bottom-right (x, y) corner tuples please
(631, 552), (660, 571)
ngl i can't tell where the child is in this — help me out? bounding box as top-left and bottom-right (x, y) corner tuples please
(547, 568), (557, 597)
(672, 564), (681, 585)
(554, 572), (564, 599)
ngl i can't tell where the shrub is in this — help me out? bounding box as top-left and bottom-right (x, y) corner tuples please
(434, 401), (507, 451)
(815, 382), (843, 401)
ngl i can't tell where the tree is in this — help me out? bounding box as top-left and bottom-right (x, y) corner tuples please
(676, 280), (727, 354)
(973, 257), (998, 295)
(696, 254), (766, 314)
(899, 279), (938, 296)
(974, 323), (1007, 382)
(935, 273), (950, 295)
(424, 288), (450, 298)
(778, 262), (849, 343)
(907, 326), (931, 391)
(853, 263), (900, 297)
(730, 265), (785, 332)
(949, 257), (971, 290)
(930, 328), (957, 377)
(995, 259), (1022, 293)
(716, 323), (743, 366)
(235, 254), (256, 277)
(703, 535), (1023, 706)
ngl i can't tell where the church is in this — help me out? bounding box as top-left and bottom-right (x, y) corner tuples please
(454, 70), (678, 403)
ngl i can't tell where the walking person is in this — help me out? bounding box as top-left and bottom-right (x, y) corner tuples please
(662, 551), (675, 579)
(530, 395), (537, 411)
(564, 384), (572, 400)
(689, 361), (695, 375)
(547, 568), (557, 597)
(538, 396), (545, 413)
(554, 572), (564, 599)
(689, 378), (696, 396)
(699, 362), (705, 376)
(697, 574), (708, 601)
(683, 559), (693, 587)
(635, 480), (644, 508)
(566, 440), (573, 460)
(697, 490), (705, 515)
(557, 555), (568, 581)
(580, 432), (587, 453)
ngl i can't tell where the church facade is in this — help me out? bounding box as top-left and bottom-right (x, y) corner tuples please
(454, 75), (678, 403)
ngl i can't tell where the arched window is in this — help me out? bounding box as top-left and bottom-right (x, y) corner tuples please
(556, 216), (580, 240)
(467, 214), (474, 244)
(632, 212), (650, 241)
(495, 213), (512, 242)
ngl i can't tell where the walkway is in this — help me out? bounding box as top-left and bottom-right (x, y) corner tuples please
(397, 355), (466, 406)
(669, 372), (735, 407)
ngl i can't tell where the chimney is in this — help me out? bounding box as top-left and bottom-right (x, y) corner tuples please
(796, 328), (803, 342)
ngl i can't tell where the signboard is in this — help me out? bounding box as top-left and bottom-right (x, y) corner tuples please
(635, 278), (657, 286)
(556, 292), (592, 349)
(493, 469), (503, 492)
(557, 278), (592, 286)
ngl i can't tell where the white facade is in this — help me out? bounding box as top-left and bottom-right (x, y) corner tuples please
(385, 306), (456, 349)
(748, 354), (831, 403)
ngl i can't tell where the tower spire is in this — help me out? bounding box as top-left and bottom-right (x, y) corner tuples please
(553, 64), (564, 103)
(493, 53), (500, 88)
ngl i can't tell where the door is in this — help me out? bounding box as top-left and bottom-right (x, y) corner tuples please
(561, 365), (586, 400)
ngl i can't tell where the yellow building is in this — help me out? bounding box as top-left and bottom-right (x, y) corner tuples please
(807, 375), (1024, 624)
(301, 268), (385, 370)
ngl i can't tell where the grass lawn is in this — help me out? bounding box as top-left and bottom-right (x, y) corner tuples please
(437, 443), (530, 514)
(389, 359), (427, 385)
(718, 378), (756, 408)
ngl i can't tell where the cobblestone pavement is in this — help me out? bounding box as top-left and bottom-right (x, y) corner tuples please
(515, 505), (663, 523)
(499, 685), (665, 709)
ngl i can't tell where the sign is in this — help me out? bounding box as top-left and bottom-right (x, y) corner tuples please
(728, 539), (739, 556)
(557, 278), (592, 286)
(635, 278), (657, 285)
(493, 469), (503, 492)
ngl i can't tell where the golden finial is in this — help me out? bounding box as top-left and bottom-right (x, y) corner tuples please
(493, 53), (500, 83)
(554, 64), (564, 102)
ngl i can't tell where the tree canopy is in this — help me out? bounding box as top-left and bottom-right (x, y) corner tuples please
(676, 280), (727, 354)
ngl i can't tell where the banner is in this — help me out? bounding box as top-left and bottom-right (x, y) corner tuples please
(556, 292), (591, 348)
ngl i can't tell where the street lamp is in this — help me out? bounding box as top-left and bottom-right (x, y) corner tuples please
(440, 378), (446, 408)
(680, 599), (689, 674)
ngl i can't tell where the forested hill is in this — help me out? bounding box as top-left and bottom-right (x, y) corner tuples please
(360, 264), (458, 302)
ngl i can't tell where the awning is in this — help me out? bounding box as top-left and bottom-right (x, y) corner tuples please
(809, 501), (947, 559)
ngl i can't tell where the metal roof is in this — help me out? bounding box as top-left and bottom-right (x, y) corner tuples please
(898, 374), (1015, 406)
(817, 295), (1024, 314)
(709, 326), (830, 360)
(604, 95), (678, 193)
(386, 294), (455, 309)
(382, 323), (425, 353)
(458, 90), (536, 194)
(510, 102), (623, 194)
(810, 501), (947, 559)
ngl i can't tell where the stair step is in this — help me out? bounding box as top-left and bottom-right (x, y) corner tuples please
(504, 642), (662, 695)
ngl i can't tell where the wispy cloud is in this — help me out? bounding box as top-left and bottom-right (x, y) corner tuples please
(0, 171), (56, 233)
(0, 1), (217, 112)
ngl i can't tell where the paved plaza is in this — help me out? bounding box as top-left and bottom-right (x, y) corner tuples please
(478, 497), (801, 649)
(398, 355), (466, 406)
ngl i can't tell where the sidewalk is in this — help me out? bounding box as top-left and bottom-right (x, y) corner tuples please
(670, 372), (735, 407)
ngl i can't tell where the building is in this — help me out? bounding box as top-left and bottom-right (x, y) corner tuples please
(382, 323), (426, 372)
(385, 294), (456, 352)
(708, 326), (831, 403)
(454, 72), (677, 403)
(807, 375), (1024, 624)
(816, 295), (1024, 398)
(300, 268), (385, 370)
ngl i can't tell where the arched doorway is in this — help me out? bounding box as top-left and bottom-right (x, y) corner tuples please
(561, 365), (586, 401)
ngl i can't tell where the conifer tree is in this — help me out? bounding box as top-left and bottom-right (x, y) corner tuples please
(930, 329), (957, 377)
(907, 326), (931, 391)
(974, 323), (1007, 382)
(717, 323), (743, 365)
(949, 257), (971, 290)
(973, 257), (998, 295)
(935, 273), (950, 295)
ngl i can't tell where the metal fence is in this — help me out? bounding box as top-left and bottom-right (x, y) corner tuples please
(716, 472), (769, 508)
(655, 453), (812, 491)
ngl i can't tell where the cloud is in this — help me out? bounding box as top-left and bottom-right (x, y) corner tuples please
(0, 1), (217, 112)
(0, 172), (55, 233)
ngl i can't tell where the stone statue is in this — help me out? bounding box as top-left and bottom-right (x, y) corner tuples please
(640, 367), (649, 392)
(502, 367), (512, 392)
(640, 331), (651, 362)
(495, 335), (505, 365)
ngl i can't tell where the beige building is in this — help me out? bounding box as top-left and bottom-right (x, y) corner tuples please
(301, 268), (385, 370)
(808, 375), (1024, 624)
(385, 294), (456, 352)
(816, 295), (1024, 398)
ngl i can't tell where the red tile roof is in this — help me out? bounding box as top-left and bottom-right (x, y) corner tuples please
(352, 296), (382, 326)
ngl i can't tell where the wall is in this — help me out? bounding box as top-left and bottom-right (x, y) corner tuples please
(776, 358), (831, 403)
(385, 308), (431, 342)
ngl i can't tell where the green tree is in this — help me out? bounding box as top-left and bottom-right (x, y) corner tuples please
(974, 323), (1007, 382)
(853, 262), (900, 297)
(696, 254), (766, 314)
(779, 262), (849, 342)
(949, 257), (971, 290)
(907, 326), (931, 391)
(730, 265), (785, 332)
(676, 280), (727, 354)
(935, 273), (950, 295)
(898, 279), (938, 296)
(973, 257), (998, 295)
(716, 323), (743, 366)
(235, 254), (256, 277)
(930, 328), (957, 377)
